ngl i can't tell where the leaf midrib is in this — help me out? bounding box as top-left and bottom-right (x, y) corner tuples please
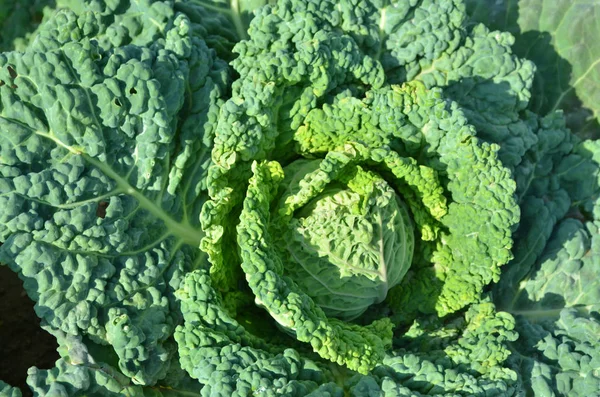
(86, 154), (203, 246)
(26, 126), (204, 247)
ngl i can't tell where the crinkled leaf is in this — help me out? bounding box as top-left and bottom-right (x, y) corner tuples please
(0, 3), (230, 385)
(467, 0), (600, 137)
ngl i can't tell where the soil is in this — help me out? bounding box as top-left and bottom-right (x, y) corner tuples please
(0, 266), (59, 396)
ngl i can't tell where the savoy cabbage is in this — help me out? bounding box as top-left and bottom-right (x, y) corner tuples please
(0, 0), (598, 396)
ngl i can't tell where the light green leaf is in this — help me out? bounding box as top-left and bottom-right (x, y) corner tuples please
(0, 381), (22, 397)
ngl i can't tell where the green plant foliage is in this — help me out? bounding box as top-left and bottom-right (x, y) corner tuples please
(0, 0), (599, 396)
(466, 0), (600, 138)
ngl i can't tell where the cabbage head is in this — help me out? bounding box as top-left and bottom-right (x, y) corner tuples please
(269, 160), (415, 321)
(1, 0), (599, 396)
(208, 75), (519, 373)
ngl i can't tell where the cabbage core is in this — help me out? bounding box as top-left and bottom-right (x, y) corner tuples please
(275, 162), (415, 320)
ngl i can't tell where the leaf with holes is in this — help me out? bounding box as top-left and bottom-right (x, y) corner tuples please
(0, 7), (229, 385)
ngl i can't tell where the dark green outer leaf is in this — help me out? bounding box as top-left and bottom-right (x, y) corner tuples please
(466, 0), (600, 138)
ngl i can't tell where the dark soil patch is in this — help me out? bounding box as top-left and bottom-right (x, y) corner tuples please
(0, 266), (59, 396)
